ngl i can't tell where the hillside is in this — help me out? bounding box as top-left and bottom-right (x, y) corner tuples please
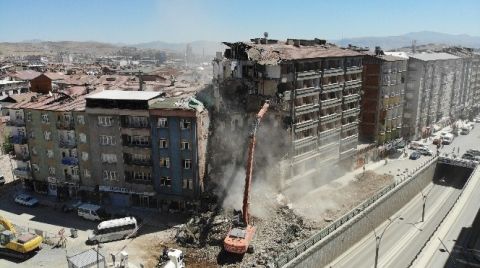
(0, 41), (123, 56)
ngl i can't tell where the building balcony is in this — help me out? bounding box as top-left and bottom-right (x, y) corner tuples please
(341, 134), (358, 147)
(297, 69), (322, 80)
(343, 94), (360, 104)
(13, 153), (30, 162)
(293, 136), (317, 150)
(321, 98), (342, 109)
(320, 113), (341, 124)
(56, 121), (75, 130)
(121, 122), (151, 129)
(295, 103), (319, 115)
(323, 67), (344, 77)
(124, 157), (152, 166)
(125, 175), (153, 185)
(319, 127), (341, 138)
(14, 168), (31, 179)
(345, 80), (362, 89)
(340, 147), (357, 159)
(342, 108), (360, 118)
(342, 121), (359, 133)
(59, 140), (76, 148)
(295, 87), (319, 98)
(294, 119), (319, 133)
(61, 157), (79, 166)
(9, 135), (27, 144)
(345, 66), (362, 74)
(322, 83), (342, 93)
(6, 119), (25, 127)
(122, 141), (151, 148)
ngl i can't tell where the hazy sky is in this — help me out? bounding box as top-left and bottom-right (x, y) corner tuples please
(1, 0), (479, 43)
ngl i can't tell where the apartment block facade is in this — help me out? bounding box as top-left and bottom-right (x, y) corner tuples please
(212, 38), (363, 186)
(402, 53), (462, 139)
(360, 53), (407, 144)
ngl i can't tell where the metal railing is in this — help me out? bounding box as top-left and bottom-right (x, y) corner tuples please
(274, 156), (438, 267)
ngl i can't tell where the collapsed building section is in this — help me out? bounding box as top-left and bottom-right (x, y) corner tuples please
(212, 38), (363, 187)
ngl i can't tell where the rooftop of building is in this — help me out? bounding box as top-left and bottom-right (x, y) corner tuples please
(223, 38), (363, 65)
(10, 70), (41, 81)
(85, 89), (161, 101)
(384, 51), (410, 59)
(410, 52), (460, 61)
(8, 92), (88, 112)
(364, 53), (407, 62)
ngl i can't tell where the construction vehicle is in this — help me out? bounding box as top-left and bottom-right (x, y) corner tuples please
(158, 248), (185, 268)
(224, 101), (269, 254)
(0, 215), (43, 260)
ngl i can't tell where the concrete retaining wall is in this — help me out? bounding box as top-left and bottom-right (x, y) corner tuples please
(285, 160), (437, 268)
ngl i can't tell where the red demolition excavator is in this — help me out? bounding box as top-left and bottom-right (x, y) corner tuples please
(223, 101), (269, 254)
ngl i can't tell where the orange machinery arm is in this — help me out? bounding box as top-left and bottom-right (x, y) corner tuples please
(242, 101), (269, 225)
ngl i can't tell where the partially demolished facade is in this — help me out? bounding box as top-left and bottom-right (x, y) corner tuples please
(212, 38), (363, 185)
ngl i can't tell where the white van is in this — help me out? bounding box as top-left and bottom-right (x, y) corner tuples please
(442, 133), (454, 144)
(78, 204), (108, 221)
(88, 217), (138, 244)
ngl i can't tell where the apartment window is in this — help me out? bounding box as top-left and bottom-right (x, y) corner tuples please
(133, 171), (151, 181)
(47, 150), (54, 158)
(41, 113), (49, 123)
(98, 116), (113, 127)
(32, 164), (40, 172)
(79, 133), (87, 143)
(29, 131), (35, 139)
(71, 167), (79, 176)
(49, 167), (55, 176)
(26, 112), (32, 122)
(31, 147), (37, 155)
(101, 153), (117, 163)
(81, 152), (89, 161)
(132, 154), (149, 162)
(157, 117), (168, 128)
(181, 140), (190, 150)
(160, 157), (170, 168)
(84, 169), (91, 178)
(160, 176), (172, 187)
(130, 135), (149, 146)
(100, 135), (116, 145)
(180, 119), (191, 129)
(63, 114), (72, 122)
(183, 159), (191, 169)
(126, 116), (149, 128)
(44, 131), (51, 141)
(77, 115), (85, 125)
(183, 178), (194, 190)
(159, 139), (168, 149)
(103, 170), (118, 181)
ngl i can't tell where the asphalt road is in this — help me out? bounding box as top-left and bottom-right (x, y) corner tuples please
(328, 123), (480, 268)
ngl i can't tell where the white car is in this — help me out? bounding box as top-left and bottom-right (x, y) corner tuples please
(474, 117), (480, 123)
(14, 194), (39, 207)
(417, 147), (433, 156)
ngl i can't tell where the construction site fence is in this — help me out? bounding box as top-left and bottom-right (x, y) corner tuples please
(274, 156), (438, 267)
(13, 224), (63, 246)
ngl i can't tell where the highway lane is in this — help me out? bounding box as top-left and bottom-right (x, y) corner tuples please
(413, 167), (480, 268)
(328, 172), (466, 268)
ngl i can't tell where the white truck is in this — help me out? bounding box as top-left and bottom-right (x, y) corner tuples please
(159, 248), (185, 268)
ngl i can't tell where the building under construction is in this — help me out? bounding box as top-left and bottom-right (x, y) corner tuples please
(212, 37), (363, 187)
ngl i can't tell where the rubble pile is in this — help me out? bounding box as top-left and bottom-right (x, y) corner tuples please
(174, 204), (316, 267)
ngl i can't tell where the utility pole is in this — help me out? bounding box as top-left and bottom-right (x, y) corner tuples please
(420, 185), (435, 222)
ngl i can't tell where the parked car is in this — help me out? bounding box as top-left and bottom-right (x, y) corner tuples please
(460, 127), (470, 135)
(78, 203), (110, 221)
(416, 147), (433, 156)
(410, 151), (421, 160)
(0, 175), (5, 185)
(474, 117), (480, 123)
(14, 194), (39, 207)
(462, 153), (475, 160)
(62, 200), (83, 213)
(467, 149), (480, 156)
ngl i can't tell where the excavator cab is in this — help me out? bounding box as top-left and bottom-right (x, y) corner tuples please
(0, 230), (13, 246)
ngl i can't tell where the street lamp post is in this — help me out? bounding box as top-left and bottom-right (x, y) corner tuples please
(373, 216), (402, 268)
(420, 185), (435, 222)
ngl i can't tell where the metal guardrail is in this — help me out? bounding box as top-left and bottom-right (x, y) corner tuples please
(274, 156), (438, 267)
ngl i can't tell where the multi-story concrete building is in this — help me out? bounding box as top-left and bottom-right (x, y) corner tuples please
(401, 53), (462, 139)
(85, 90), (162, 207)
(6, 93), (90, 199)
(360, 50), (407, 144)
(149, 97), (209, 210)
(212, 38), (363, 187)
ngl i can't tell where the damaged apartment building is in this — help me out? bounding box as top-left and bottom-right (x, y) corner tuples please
(212, 38), (363, 186)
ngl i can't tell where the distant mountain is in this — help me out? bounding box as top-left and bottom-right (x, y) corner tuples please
(334, 31), (480, 50)
(133, 40), (226, 56)
(0, 41), (124, 56)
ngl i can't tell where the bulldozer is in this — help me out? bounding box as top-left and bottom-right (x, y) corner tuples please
(223, 101), (269, 254)
(0, 215), (43, 260)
